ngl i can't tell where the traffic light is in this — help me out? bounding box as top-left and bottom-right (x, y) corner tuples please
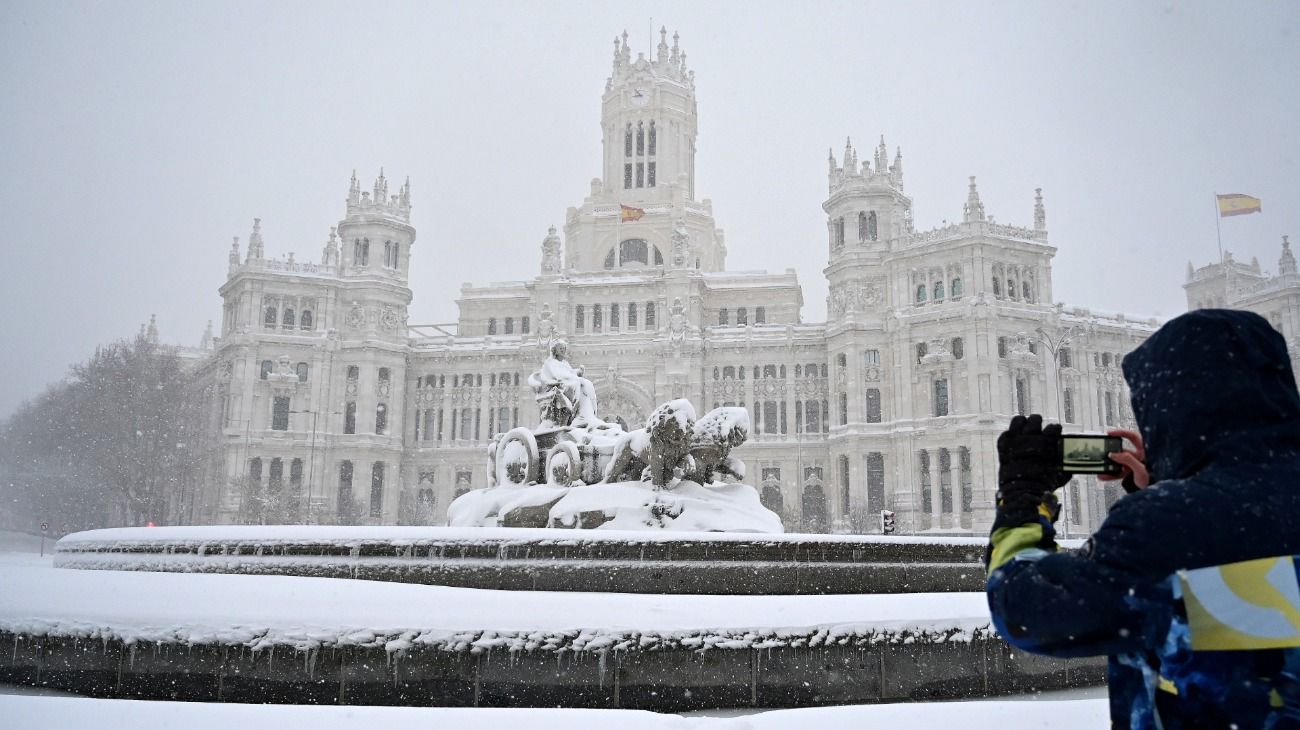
(880, 509), (896, 534)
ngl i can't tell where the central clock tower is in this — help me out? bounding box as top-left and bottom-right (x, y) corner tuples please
(557, 28), (724, 273)
(600, 27), (698, 202)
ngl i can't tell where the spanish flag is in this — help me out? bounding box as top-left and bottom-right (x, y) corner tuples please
(620, 204), (646, 223)
(1217, 193), (1262, 217)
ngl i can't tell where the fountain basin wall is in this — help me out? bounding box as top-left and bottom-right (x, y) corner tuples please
(53, 526), (1011, 595)
(0, 632), (1103, 711)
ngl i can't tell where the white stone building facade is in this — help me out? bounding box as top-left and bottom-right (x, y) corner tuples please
(198, 30), (1164, 535)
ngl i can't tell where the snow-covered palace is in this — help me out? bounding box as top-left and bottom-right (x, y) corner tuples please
(199, 29), (1286, 535)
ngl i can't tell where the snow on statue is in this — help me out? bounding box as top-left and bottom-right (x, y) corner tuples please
(448, 345), (781, 532)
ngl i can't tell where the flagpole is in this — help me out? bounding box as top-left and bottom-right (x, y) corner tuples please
(1214, 193), (1224, 264)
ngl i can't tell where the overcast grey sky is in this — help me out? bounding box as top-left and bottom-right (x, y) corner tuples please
(1, 0), (1297, 417)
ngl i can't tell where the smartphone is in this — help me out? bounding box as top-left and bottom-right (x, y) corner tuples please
(1059, 434), (1124, 476)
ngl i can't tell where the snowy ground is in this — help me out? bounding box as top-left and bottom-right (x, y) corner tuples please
(0, 561), (993, 651)
(0, 694), (1109, 729)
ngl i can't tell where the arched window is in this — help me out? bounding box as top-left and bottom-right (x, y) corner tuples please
(645, 303), (656, 327)
(575, 305), (585, 331)
(636, 121), (645, 155)
(352, 239), (362, 264)
(756, 306), (766, 324)
(610, 303), (620, 329)
(951, 278), (963, 298)
(282, 307), (295, 328)
(713, 367), (720, 381)
(1023, 281), (1033, 301)
(487, 318), (497, 335)
(916, 284), (927, 303)
(264, 306), (277, 328)
(933, 281), (944, 300)
(624, 123), (633, 157)
(648, 120), (657, 155)
(260, 360), (273, 379)
(737, 307), (748, 326)
(383, 241), (391, 267)
(249, 457), (263, 485)
(375, 403), (388, 434)
(834, 217), (845, 248)
(858, 211), (868, 242)
(361, 238), (370, 266)
(865, 388), (882, 423)
(723, 366), (735, 380)
(604, 249), (616, 269)
(619, 239), (649, 266)
(504, 317), (514, 334)
(867, 211), (878, 241)
(295, 362), (308, 382)
(802, 472), (827, 533)
(953, 337), (965, 359)
(992, 277), (1002, 297)
(653, 246), (663, 265)
(300, 310), (313, 330)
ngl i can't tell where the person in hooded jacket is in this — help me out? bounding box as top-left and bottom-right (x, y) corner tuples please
(986, 309), (1300, 729)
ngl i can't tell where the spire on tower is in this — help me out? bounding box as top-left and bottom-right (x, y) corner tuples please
(246, 218), (264, 261)
(671, 30), (680, 66)
(228, 235), (240, 273)
(146, 314), (159, 345)
(657, 26), (669, 63)
(1034, 188), (1047, 230)
(891, 146), (904, 187)
(621, 30), (630, 63)
(348, 170), (360, 207)
(323, 226), (340, 266)
(201, 320), (213, 350)
(963, 177), (986, 223)
(843, 137), (856, 175)
(1280, 235), (1297, 276)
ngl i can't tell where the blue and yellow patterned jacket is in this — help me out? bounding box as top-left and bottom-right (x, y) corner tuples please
(986, 310), (1300, 729)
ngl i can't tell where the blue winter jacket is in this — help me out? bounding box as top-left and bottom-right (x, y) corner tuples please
(986, 309), (1300, 729)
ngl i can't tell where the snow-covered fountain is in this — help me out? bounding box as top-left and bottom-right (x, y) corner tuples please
(448, 339), (782, 533)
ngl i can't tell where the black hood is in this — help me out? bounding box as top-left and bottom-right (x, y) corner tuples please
(1122, 309), (1300, 482)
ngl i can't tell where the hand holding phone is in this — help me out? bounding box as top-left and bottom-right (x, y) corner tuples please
(1098, 428), (1150, 491)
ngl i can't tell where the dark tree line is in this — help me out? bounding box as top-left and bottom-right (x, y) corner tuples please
(0, 334), (212, 534)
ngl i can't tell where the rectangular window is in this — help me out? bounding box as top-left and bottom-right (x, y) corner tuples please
(610, 303), (620, 329)
(375, 403), (387, 434)
(1105, 391), (1117, 425)
(271, 396), (290, 431)
(504, 317), (514, 334)
(952, 337), (964, 360)
(737, 307), (748, 326)
(1063, 388), (1075, 424)
(645, 302), (656, 327)
(838, 392), (848, 425)
(864, 349), (881, 366)
(865, 388), (882, 423)
(865, 453), (885, 515)
(998, 337), (1009, 358)
(635, 163), (644, 188)
(916, 342), (928, 364)
(939, 449), (953, 514)
(718, 308), (728, 325)
(344, 401), (356, 434)
(960, 448), (973, 513)
(919, 450), (932, 512)
(593, 304), (603, 332)
(806, 400), (821, 434)
(337, 460), (353, 519)
(755, 306), (766, 324)
(1060, 347), (1073, 369)
(1016, 378), (1029, 416)
(369, 462), (384, 518)
(624, 163), (632, 189)
(522, 316), (530, 334)
(647, 161), (656, 187)
(934, 379), (950, 417)
(628, 303), (638, 329)
(575, 305), (585, 331)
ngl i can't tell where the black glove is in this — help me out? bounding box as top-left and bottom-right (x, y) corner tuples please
(994, 414), (1071, 527)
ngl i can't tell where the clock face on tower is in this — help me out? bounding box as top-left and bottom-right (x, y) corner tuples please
(630, 87), (649, 107)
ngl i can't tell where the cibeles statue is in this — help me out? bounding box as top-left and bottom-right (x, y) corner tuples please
(528, 340), (604, 428)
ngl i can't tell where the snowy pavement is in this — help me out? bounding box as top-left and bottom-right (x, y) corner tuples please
(0, 694), (1109, 728)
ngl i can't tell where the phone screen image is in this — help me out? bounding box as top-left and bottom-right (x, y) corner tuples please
(1061, 435), (1123, 475)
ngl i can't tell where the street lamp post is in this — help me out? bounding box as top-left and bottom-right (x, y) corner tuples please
(289, 409), (324, 524)
(1031, 325), (1083, 538)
